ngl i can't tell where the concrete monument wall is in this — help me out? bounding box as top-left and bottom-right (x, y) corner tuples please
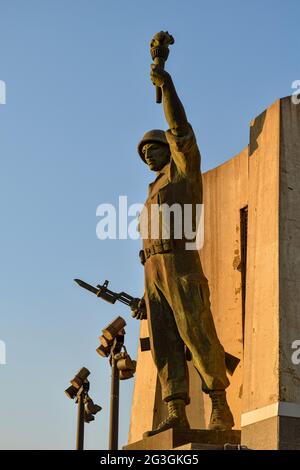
(128, 96), (300, 450)
(242, 97), (300, 449)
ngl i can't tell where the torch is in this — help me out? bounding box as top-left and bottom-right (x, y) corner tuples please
(150, 31), (174, 104)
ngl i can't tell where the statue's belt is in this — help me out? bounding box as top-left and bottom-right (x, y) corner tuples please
(139, 239), (190, 265)
(139, 240), (173, 265)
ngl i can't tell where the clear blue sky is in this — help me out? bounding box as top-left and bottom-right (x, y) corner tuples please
(0, 0), (299, 449)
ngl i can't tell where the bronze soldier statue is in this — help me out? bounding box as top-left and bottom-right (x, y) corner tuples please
(132, 33), (234, 437)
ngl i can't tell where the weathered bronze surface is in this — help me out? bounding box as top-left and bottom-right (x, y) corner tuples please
(150, 31), (174, 103)
(133, 33), (234, 434)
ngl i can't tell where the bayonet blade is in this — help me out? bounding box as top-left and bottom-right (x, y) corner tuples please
(74, 279), (99, 295)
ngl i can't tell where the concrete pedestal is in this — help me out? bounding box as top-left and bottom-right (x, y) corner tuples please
(123, 429), (241, 451)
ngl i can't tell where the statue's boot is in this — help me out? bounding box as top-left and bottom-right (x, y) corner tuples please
(143, 399), (190, 438)
(208, 390), (234, 430)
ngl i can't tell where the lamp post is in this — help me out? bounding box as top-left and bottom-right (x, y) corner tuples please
(96, 316), (136, 450)
(76, 382), (88, 450)
(109, 336), (123, 450)
(65, 367), (102, 450)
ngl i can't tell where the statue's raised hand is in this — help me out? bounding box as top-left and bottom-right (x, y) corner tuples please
(150, 64), (171, 88)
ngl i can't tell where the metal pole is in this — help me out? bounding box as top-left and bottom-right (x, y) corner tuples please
(108, 354), (119, 450)
(76, 389), (85, 450)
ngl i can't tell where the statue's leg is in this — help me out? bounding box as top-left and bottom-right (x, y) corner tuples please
(163, 257), (234, 429)
(144, 274), (189, 404)
(165, 268), (229, 391)
(143, 255), (190, 437)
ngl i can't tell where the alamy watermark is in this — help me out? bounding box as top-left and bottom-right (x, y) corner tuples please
(0, 80), (6, 105)
(291, 80), (300, 105)
(0, 340), (6, 365)
(96, 196), (205, 250)
(291, 340), (300, 365)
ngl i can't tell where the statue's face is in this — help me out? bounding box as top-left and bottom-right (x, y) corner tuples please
(142, 142), (170, 171)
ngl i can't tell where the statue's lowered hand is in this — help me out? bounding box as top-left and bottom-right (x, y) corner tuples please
(131, 297), (147, 320)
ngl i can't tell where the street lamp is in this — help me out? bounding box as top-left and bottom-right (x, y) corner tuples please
(96, 317), (136, 450)
(65, 367), (102, 450)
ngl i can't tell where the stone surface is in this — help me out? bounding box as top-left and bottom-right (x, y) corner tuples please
(242, 99), (280, 416)
(241, 97), (300, 449)
(279, 98), (300, 405)
(174, 443), (224, 450)
(124, 428), (241, 451)
(127, 321), (158, 444)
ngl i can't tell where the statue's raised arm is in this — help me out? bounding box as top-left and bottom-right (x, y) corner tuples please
(134, 31), (235, 439)
(150, 31), (189, 136)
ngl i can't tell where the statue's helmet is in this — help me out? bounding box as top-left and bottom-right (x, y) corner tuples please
(137, 129), (169, 163)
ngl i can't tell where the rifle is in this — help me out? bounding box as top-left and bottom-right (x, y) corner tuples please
(74, 278), (139, 309)
(74, 278), (240, 375)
